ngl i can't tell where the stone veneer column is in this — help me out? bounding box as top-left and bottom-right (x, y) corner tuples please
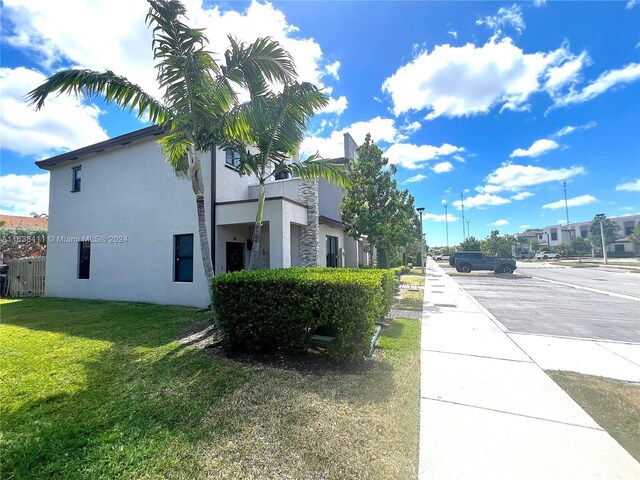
(298, 179), (320, 266)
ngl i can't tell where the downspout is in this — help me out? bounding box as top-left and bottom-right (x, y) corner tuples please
(210, 148), (217, 276)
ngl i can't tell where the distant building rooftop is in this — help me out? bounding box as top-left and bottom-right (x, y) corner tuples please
(0, 214), (48, 229)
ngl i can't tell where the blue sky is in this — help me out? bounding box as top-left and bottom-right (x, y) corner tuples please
(1, 0), (639, 246)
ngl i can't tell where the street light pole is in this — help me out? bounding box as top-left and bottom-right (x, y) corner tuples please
(443, 202), (449, 249)
(596, 213), (608, 265)
(417, 207), (425, 274)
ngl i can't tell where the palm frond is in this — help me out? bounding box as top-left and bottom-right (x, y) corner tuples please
(290, 158), (351, 188)
(158, 129), (192, 178)
(25, 69), (172, 125)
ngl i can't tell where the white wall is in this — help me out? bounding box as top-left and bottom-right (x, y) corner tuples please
(45, 138), (212, 307)
(318, 179), (344, 221)
(318, 224), (345, 267)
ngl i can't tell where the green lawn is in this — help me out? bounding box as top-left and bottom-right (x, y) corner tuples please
(0, 298), (420, 479)
(548, 371), (640, 462)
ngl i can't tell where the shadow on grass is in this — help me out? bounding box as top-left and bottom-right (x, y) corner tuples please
(2, 298), (401, 479)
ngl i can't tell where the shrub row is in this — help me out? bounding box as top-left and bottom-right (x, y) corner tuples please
(211, 268), (395, 362)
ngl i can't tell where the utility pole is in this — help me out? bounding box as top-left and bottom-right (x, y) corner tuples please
(460, 191), (466, 241)
(563, 181), (569, 225)
(443, 202), (449, 249)
(417, 207), (425, 274)
(596, 213), (608, 265)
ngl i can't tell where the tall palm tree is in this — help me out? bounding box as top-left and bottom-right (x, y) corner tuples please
(25, 0), (296, 284)
(219, 82), (350, 270)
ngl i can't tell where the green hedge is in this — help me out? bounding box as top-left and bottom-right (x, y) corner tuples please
(211, 268), (395, 362)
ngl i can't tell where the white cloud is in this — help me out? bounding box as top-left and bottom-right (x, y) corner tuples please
(405, 174), (427, 183)
(627, 0), (639, 9)
(432, 161), (453, 174)
(544, 51), (590, 93)
(0, 67), (108, 156)
(558, 220), (568, 225)
(483, 164), (586, 192)
(554, 63), (640, 107)
(319, 95), (348, 115)
(453, 194), (511, 210)
(510, 139), (559, 158)
(301, 116), (399, 159)
(615, 179), (640, 192)
(385, 143), (464, 170)
(448, 31), (458, 39)
(488, 219), (510, 226)
(2, 0), (339, 104)
(542, 194), (597, 209)
(553, 121), (596, 138)
(382, 38), (580, 119)
(511, 191), (534, 200)
(533, 0), (546, 6)
(325, 60), (341, 80)
(0, 173), (49, 216)
(402, 121), (422, 135)
(519, 224), (532, 229)
(476, 5), (525, 34)
(424, 213), (459, 222)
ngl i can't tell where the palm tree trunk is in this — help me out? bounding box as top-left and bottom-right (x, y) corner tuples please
(196, 193), (214, 284)
(248, 182), (266, 270)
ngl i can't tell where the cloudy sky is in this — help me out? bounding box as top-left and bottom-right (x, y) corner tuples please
(1, 0), (639, 246)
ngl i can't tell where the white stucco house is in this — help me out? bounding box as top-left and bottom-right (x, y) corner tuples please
(37, 126), (368, 307)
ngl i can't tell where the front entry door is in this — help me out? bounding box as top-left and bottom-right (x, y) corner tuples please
(326, 235), (339, 267)
(226, 242), (245, 272)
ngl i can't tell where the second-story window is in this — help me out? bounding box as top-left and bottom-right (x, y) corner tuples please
(72, 166), (82, 192)
(225, 150), (241, 168)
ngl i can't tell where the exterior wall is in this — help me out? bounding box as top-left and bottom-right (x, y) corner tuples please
(45, 138), (212, 307)
(248, 177), (300, 202)
(318, 179), (344, 222)
(215, 224), (253, 273)
(213, 146), (254, 203)
(319, 224), (346, 267)
(298, 180), (319, 266)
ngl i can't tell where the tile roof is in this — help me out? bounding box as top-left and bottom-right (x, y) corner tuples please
(0, 214), (48, 228)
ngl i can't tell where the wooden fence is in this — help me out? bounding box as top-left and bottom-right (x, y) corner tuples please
(5, 257), (46, 297)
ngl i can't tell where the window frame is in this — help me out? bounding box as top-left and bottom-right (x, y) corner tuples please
(174, 234), (194, 283)
(225, 150), (241, 169)
(71, 166), (82, 192)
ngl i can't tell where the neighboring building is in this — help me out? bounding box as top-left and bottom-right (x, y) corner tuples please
(515, 214), (639, 254)
(36, 126), (368, 307)
(0, 214), (49, 263)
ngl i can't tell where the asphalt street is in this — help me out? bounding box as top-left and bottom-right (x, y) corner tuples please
(446, 264), (640, 343)
(517, 262), (640, 298)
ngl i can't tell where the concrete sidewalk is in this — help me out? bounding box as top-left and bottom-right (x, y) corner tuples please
(419, 259), (640, 480)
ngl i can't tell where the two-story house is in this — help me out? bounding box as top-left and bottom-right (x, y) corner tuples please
(37, 126), (368, 307)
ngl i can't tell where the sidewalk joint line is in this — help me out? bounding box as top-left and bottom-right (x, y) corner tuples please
(529, 275), (640, 302)
(421, 397), (604, 432)
(422, 349), (533, 363)
(595, 342), (640, 368)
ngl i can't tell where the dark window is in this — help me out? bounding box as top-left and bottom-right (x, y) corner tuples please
(274, 170), (289, 180)
(174, 234), (194, 282)
(551, 231), (558, 241)
(615, 244), (625, 253)
(72, 166), (82, 192)
(326, 235), (338, 267)
(225, 150), (241, 168)
(624, 223), (634, 235)
(581, 228), (588, 238)
(78, 241), (91, 279)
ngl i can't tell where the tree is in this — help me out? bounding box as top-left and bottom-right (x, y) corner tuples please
(26, 0), (296, 285)
(0, 227), (48, 260)
(555, 242), (571, 257)
(630, 227), (640, 254)
(459, 236), (481, 251)
(480, 230), (512, 258)
(30, 212), (48, 219)
(589, 215), (620, 253)
(339, 135), (420, 268)
(219, 82), (349, 270)
(529, 237), (540, 253)
(570, 237), (592, 261)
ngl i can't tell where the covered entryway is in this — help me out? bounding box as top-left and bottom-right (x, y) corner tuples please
(226, 242), (245, 272)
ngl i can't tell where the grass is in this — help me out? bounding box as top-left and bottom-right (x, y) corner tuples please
(0, 298), (420, 480)
(400, 275), (425, 287)
(548, 371), (640, 462)
(395, 289), (424, 311)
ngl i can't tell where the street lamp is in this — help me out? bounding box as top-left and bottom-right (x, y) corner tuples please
(417, 207), (425, 274)
(595, 213), (608, 265)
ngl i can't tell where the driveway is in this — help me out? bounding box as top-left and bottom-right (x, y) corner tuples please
(448, 265), (640, 343)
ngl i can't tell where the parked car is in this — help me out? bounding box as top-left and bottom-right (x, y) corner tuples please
(535, 252), (561, 260)
(449, 251), (517, 274)
(517, 252), (534, 259)
(434, 254), (451, 261)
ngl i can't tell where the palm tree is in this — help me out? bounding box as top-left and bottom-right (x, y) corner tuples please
(219, 82), (350, 270)
(25, 0), (296, 284)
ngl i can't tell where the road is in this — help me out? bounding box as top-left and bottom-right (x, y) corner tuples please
(447, 264), (640, 343)
(516, 262), (640, 298)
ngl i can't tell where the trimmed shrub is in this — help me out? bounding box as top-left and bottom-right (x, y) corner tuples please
(211, 268), (392, 362)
